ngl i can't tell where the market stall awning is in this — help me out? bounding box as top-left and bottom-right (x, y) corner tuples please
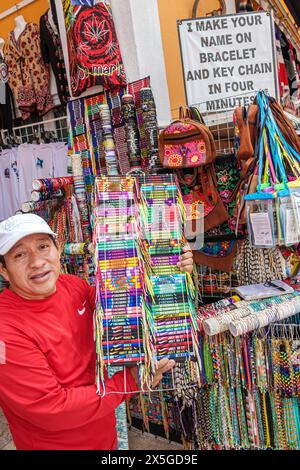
(284, 0), (300, 27)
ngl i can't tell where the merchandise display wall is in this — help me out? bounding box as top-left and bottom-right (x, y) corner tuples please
(0, 0), (299, 453)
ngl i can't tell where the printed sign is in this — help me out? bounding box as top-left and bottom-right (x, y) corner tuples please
(178, 11), (278, 112)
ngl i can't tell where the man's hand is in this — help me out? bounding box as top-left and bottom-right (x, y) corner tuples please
(129, 358), (176, 390)
(151, 357), (176, 388)
(177, 244), (193, 274)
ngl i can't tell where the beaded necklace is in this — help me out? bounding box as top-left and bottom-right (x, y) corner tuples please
(223, 386), (235, 449)
(261, 391), (271, 448)
(228, 386), (241, 448)
(274, 394), (287, 449)
(244, 390), (256, 448)
(253, 388), (265, 448)
(283, 398), (299, 449)
(235, 386), (250, 449)
(254, 338), (268, 392)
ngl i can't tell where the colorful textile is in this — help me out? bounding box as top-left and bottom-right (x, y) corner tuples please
(63, 0), (126, 96)
(181, 154), (241, 239)
(5, 23), (54, 120)
(209, 155), (241, 235)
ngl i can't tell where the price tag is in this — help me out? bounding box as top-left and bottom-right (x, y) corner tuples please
(285, 208), (299, 245)
(291, 191), (300, 232)
(250, 212), (274, 247)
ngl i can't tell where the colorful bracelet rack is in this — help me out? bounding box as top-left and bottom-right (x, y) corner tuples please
(140, 87), (160, 172)
(68, 78), (157, 179)
(105, 90), (130, 175)
(71, 154), (92, 243)
(21, 176), (95, 286)
(129, 322), (300, 450)
(68, 98), (95, 199)
(121, 94), (141, 169)
(93, 176), (149, 393)
(64, 243), (93, 256)
(98, 104), (119, 176)
(128, 77), (152, 170)
(32, 177), (74, 192)
(139, 174), (198, 363)
(85, 94), (107, 175)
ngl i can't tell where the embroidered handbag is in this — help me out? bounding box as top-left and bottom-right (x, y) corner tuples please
(180, 165), (229, 232)
(158, 109), (216, 168)
(203, 154), (244, 236)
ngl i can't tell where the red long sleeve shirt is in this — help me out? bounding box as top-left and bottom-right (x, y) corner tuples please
(0, 274), (138, 450)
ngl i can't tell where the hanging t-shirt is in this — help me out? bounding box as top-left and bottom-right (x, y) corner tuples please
(51, 142), (68, 177)
(18, 144), (54, 205)
(0, 148), (20, 220)
(63, 0), (127, 96)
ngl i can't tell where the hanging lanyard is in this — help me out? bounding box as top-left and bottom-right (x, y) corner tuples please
(257, 93), (268, 192)
(262, 128), (277, 187)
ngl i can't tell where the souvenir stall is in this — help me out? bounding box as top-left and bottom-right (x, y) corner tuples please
(0, 0), (299, 453)
(125, 90), (300, 450)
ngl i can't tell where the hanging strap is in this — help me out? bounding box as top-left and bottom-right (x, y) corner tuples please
(199, 164), (219, 205)
(256, 92), (289, 191)
(175, 168), (198, 187)
(179, 106), (185, 120)
(189, 106), (205, 125)
(262, 128), (277, 186)
(257, 92), (268, 191)
(260, 92), (300, 184)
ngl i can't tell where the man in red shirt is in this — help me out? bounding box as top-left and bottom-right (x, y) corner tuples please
(0, 214), (194, 450)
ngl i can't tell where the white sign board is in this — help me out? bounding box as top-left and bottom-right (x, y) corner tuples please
(178, 11), (278, 112)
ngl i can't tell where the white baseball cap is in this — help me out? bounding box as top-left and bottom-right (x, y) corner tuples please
(0, 214), (57, 256)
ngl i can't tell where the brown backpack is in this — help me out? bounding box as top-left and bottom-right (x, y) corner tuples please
(233, 104), (258, 161)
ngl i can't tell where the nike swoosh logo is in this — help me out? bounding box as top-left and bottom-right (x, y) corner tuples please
(78, 301), (86, 316)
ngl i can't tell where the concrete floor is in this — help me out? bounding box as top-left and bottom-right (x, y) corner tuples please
(0, 408), (182, 451)
(128, 427), (183, 450)
(0, 409), (15, 450)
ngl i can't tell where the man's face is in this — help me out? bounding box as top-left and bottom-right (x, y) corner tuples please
(0, 234), (61, 300)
